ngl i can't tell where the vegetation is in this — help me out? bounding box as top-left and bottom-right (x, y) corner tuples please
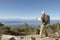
(0, 22), (4, 26)
(0, 22), (39, 36)
(0, 22), (60, 36)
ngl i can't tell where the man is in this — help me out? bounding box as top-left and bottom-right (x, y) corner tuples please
(41, 11), (50, 25)
(40, 11), (50, 37)
(41, 11), (46, 24)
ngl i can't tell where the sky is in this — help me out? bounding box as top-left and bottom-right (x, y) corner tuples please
(0, 0), (60, 20)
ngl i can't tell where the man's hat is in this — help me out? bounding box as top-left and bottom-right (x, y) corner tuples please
(42, 11), (45, 14)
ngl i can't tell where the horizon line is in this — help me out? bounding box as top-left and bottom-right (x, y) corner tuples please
(0, 18), (60, 20)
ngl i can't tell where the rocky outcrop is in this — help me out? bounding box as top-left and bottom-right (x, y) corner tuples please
(1, 34), (60, 40)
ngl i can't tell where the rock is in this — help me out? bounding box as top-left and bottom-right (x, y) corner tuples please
(1, 34), (60, 40)
(52, 32), (60, 38)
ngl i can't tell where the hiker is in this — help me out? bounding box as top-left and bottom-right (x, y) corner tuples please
(40, 11), (50, 37)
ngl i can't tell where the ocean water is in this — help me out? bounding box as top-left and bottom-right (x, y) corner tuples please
(0, 20), (60, 27)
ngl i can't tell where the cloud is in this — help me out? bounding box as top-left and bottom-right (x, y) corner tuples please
(36, 17), (41, 21)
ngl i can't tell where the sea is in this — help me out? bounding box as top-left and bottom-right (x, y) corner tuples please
(0, 19), (60, 27)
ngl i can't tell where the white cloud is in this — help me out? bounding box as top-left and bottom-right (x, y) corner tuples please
(36, 17), (41, 21)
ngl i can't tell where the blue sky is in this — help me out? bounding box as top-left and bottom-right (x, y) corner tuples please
(0, 0), (60, 20)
